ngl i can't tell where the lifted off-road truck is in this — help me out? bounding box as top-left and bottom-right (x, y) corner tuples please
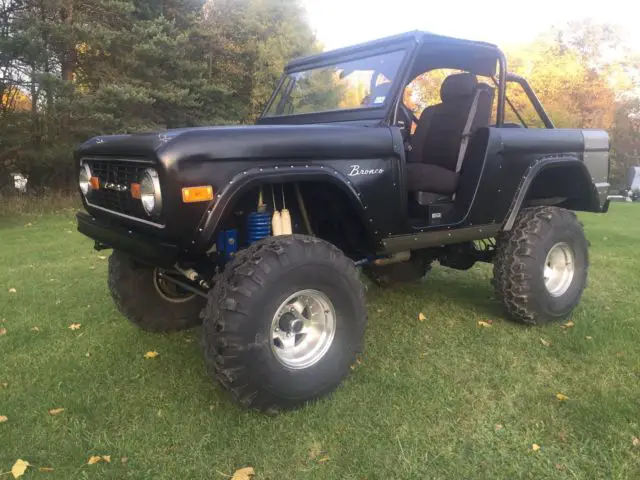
(76, 31), (611, 412)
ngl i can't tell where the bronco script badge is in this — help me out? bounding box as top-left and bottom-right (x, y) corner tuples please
(348, 165), (384, 177)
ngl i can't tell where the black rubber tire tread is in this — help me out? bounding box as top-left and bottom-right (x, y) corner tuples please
(201, 234), (367, 413)
(108, 251), (205, 332)
(493, 206), (589, 325)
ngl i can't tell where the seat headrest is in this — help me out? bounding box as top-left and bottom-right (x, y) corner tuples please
(440, 73), (478, 102)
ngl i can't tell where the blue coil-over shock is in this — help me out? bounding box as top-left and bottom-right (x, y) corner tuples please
(246, 186), (271, 244)
(217, 188), (271, 261)
(247, 211), (271, 243)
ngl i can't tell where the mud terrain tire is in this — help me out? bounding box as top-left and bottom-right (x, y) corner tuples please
(201, 235), (367, 412)
(493, 206), (589, 325)
(108, 251), (205, 332)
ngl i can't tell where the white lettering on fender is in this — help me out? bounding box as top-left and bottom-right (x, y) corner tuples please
(348, 165), (384, 177)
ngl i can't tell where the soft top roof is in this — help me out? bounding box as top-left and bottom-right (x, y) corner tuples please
(285, 31), (500, 73)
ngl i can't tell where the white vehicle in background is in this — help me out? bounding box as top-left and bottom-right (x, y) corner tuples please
(627, 166), (640, 201)
(11, 173), (28, 193)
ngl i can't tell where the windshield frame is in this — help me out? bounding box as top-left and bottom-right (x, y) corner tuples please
(258, 42), (416, 125)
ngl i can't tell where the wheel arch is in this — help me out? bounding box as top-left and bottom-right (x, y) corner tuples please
(194, 165), (376, 254)
(503, 158), (601, 231)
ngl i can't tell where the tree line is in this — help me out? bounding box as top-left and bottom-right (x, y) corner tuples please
(0, 2), (638, 192)
(0, 0), (315, 190)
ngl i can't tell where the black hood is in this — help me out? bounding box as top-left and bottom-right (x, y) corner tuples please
(76, 124), (395, 163)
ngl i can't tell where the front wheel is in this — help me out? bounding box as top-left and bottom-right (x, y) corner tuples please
(201, 235), (367, 412)
(108, 252), (205, 332)
(493, 206), (589, 325)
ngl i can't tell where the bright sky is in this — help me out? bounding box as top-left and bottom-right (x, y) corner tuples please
(303, 0), (640, 52)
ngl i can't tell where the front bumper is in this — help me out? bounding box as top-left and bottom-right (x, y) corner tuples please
(76, 211), (180, 267)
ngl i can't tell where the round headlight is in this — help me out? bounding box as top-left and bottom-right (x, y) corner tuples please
(79, 164), (92, 195)
(140, 168), (162, 216)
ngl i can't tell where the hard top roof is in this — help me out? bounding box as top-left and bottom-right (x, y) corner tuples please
(285, 31), (499, 72)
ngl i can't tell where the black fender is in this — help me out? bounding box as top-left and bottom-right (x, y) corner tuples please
(502, 156), (601, 231)
(193, 165), (376, 253)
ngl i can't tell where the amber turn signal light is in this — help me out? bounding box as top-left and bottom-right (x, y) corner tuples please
(89, 177), (100, 190)
(182, 186), (214, 203)
(130, 182), (141, 199)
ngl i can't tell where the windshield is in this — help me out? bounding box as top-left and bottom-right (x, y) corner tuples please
(264, 50), (405, 117)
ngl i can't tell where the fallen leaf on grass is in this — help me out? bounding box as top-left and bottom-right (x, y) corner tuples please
(31, 326), (40, 332)
(68, 323), (81, 330)
(8, 288), (16, 293)
(0, 328), (7, 336)
(531, 443), (541, 452)
(495, 424), (504, 431)
(540, 338), (551, 347)
(556, 393), (569, 401)
(632, 436), (640, 447)
(144, 351), (159, 359)
(308, 442), (323, 460)
(48, 408), (65, 416)
(87, 455), (110, 465)
(349, 357), (362, 371)
(418, 312), (427, 322)
(121, 457), (128, 464)
(11, 459), (30, 478)
(1, 382), (7, 388)
(0, 415), (8, 423)
(317, 456), (330, 463)
(477, 321), (492, 328)
(561, 321), (575, 329)
(555, 464), (566, 471)
(38, 467), (55, 472)
(231, 466), (255, 480)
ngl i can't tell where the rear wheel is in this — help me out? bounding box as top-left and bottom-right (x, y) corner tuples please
(493, 206), (589, 324)
(108, 252), (205, 332)
(201, 235), (367, 412)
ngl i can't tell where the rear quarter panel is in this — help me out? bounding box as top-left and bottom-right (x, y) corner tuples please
(467, 127), (606, 227)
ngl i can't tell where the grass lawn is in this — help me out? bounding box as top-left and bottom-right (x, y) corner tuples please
(1, 204), (639, 479)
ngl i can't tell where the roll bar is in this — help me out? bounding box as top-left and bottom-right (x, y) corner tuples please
(505, 73), (555, 129)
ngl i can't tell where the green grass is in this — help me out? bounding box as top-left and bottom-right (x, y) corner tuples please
(0, 192), (79, 216)
(1, 204), (639, 479)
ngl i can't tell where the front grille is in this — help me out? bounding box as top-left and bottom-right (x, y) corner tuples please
(84, 158), (155, 221)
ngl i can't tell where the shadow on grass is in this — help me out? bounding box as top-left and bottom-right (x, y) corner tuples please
(367, 264), (503, 320)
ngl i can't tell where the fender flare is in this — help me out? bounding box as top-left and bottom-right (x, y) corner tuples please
(193, 164), (374, 252)
(503, 156), (600, 231)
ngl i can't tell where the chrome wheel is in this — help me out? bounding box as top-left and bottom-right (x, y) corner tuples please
(543, 242), (575, 297)
(153, 269), (196, 303)
(270, 289), (336, 370)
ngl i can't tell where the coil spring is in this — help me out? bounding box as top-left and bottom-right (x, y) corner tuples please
(247, 211), (271, 244)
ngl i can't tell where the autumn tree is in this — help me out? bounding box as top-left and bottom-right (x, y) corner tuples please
(0, 0), (316, 189)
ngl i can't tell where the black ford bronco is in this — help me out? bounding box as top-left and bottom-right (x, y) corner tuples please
(76, 31), (611, 411)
